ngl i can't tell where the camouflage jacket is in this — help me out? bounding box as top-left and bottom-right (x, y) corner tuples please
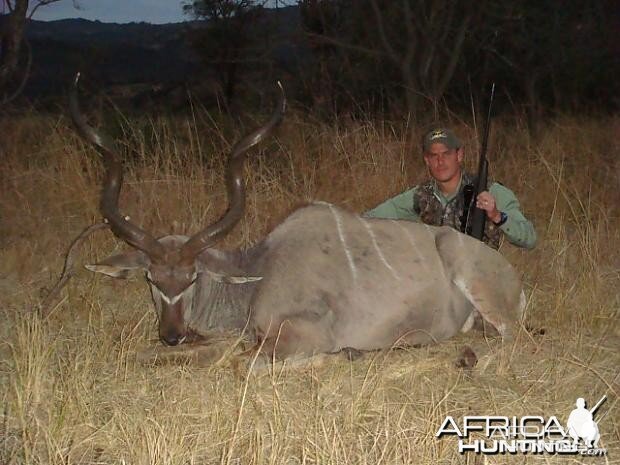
(364, 172), (537, 250)
(413, 172), (502, 249)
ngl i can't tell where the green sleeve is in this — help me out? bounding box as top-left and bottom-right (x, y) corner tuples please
(363, 188), (419, 221)
(489, 182), (537, 249)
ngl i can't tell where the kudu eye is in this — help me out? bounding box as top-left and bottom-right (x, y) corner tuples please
(146, 277), (164, 294)
(145, 271), (167, 295)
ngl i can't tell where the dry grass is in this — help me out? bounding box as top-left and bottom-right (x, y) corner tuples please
(0, 107), (618, 464)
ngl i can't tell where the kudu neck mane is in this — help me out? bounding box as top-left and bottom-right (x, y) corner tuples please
(187, 244), (265, 335)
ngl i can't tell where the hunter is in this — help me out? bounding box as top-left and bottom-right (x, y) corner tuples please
(364, 128), (536, 250)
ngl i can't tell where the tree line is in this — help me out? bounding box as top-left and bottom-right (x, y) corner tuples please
(182, 0), (617, 127)
(2, 0), (617, 126)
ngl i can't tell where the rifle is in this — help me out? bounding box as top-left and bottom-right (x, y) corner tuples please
(460, 83), (495, 240)
(589, 395), (607, 416)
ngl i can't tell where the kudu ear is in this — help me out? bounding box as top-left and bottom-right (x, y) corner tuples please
(197, 250), (262, 284)
(85, 250), (150, 279)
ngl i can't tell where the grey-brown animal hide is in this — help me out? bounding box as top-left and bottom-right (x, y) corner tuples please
(91, 202), (524, 358)
(247, 202), (523, 355)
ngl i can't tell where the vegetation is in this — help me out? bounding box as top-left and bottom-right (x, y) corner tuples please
(0, 106), (618, 463)
(297, 0), (617, 126)
(0, 0), (67, 103)
(0, 1), (617, 462)
(5, 1), (616, 122)
(183, 0), (268, 108)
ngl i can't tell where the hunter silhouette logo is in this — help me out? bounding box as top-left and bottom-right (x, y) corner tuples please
(436, 394), (608, 456)
(566, 396), (605, 449)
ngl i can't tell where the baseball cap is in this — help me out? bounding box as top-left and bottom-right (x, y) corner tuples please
(422, 128), (462, 152)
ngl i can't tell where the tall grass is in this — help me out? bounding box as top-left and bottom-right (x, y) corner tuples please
(0, 107), (618, 464)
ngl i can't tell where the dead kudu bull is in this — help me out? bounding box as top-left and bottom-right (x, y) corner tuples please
(58, 75), (525, 363)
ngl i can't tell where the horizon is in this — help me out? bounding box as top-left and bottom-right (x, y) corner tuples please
(17, 0), (288, 25)
(27, 0), (188, 24)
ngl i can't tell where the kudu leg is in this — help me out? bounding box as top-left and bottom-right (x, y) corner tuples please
(434, 228), (523, 341)
(254, 316), (335, 360)
(136, 336), (251, 366)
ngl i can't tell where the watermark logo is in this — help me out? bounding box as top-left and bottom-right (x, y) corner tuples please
(567, 397), (601, 449)
(436, 395), (607, 456)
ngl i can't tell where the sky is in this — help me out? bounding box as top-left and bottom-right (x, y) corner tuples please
(29, 0), (189, 24)
(21, 0), (285, 24)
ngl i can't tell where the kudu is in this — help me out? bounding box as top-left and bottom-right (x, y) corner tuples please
(68, 75), (524, 360)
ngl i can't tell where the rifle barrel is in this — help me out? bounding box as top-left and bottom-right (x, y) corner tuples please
(479, 83), (495, 162)
(469, 83), (495, 241)
(589, 395), (607, 415)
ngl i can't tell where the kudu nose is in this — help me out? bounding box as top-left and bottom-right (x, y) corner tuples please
(161, 334), (181, 346)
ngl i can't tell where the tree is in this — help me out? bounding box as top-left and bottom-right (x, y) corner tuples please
(300, 0), (618, 123)
(368, 0), (482, 117)
(299, 0), (485, 118)
(183, 0), (268, 107)
(472, 0), (618, 133)
(0, 0), (70, 103)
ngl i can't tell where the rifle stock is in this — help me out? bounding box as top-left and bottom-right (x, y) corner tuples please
(469, 158), (488, 239)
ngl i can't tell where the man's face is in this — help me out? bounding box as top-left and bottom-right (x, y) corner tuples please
(423, 142), (464, 183)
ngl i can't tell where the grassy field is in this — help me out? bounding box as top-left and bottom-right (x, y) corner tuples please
(0, 106), (618, 464)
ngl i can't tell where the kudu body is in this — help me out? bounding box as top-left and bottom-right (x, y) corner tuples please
(70, 76), (524, 359)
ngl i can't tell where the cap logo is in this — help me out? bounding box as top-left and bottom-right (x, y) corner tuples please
(429, 130), (447, 141)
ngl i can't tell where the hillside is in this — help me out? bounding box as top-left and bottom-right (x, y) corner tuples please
(21, 6), (301, 104)
(24, 18), (197, 100)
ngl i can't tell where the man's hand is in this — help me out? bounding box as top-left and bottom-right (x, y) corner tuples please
(475, 191), (502, 224)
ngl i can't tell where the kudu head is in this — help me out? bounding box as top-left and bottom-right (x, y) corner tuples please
(69, 73), (285, 345)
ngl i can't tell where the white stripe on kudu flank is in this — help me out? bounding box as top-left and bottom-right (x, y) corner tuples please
(360, 218), (401, 280)
(392, 220), (430, 271)
(327, 204), (358, 283)
(453, 277), (476, 307)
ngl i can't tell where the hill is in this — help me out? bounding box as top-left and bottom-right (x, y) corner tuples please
(21, 6), (301, 105)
